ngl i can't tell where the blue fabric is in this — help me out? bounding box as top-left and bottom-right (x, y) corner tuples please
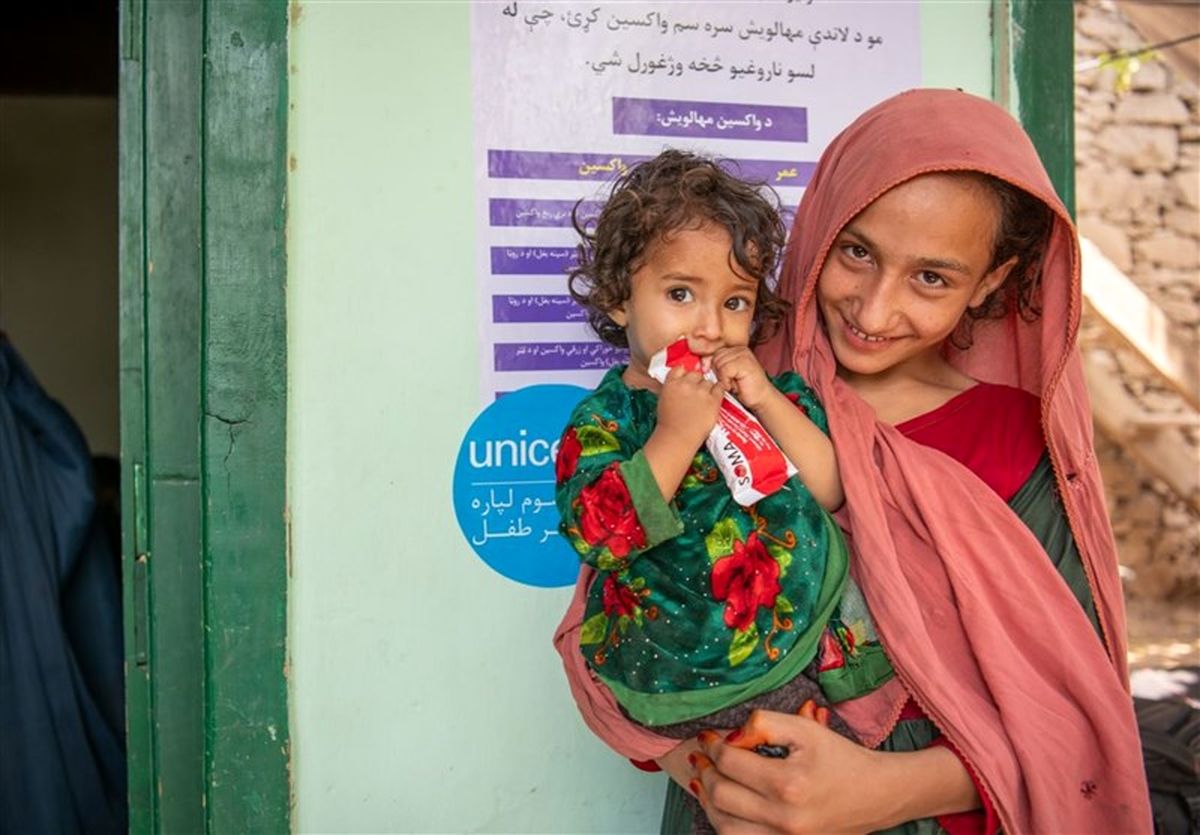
(0, 337), (126, 834)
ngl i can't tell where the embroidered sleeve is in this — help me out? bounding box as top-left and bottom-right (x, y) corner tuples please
(772, 371), (830, 435)
(555, 408), (683, 571)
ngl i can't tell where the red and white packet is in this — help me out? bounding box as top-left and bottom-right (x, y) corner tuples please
(648, 338), (797, 506)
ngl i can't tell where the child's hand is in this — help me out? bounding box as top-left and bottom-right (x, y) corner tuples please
(711, 347), (775, 412)
(657, 366), (725, 452)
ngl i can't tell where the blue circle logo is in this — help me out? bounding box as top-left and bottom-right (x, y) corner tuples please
(452, 384), (589, 587)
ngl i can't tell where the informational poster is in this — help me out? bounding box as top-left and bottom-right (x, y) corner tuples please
(470, 0), (921, 400)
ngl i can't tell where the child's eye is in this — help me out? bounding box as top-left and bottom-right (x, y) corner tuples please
(667, 287), (694, 303)
(915, 271), (947, 288)
(725, 297), (753, 312)
(842, 243), (870, 261)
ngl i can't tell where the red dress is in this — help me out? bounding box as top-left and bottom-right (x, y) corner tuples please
(894, 383), (1045, 835)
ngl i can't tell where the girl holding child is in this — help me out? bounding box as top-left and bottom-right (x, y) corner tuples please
(555, 89), (1151, 834)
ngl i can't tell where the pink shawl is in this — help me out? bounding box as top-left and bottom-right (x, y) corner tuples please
(552, 89), (1151, 833)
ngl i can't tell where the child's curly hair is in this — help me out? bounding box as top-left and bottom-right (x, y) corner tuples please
(568, 150), (790, 348)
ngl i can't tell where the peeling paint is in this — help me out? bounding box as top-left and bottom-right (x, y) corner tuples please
(288, 154), (297, 172)
(290, 1), (303, 26)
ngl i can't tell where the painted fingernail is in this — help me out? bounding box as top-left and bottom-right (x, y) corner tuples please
(697, 730), (719, 745)
(688, 779), (700, 797)
(725, 728), (743, 743)
(687, 753), (698, 767)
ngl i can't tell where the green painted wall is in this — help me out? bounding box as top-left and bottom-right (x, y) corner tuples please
(287, 3), (993, 831)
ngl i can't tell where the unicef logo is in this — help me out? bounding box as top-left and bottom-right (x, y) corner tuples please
(452, 384), (589, 587)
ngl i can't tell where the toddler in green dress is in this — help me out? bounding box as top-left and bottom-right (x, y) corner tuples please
(554, 151), (856, 751)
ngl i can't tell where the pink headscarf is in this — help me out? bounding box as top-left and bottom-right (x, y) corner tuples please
(553, 89), (1150, 833)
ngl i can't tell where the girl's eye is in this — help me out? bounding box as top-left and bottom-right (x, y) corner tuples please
(842, 243), (871, 261)
(667, 287), (693, 303)
(725, 297), (752, 312)
(916, 271), (947, 288)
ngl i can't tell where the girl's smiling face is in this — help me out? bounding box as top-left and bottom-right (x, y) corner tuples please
(816, 173), (1016, 387)
(609, 222), (758, 390)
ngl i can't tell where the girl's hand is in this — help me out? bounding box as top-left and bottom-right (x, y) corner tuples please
(711, 347), (775, 412)
(656, 365), (725, 452)
(690, 708), (974, 834)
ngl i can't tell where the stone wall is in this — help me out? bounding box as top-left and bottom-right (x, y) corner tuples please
(1075, 0), (1199, 600)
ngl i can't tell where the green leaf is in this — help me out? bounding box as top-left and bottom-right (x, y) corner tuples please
(617, 614), (631, 634)
(768, 543), (793, 577)
(775, 594), (794, 614)
(728, 624), (759, 668)
(580, 612), (609, 645)
(705, 518), (741, 563)
(576, 425), (620, 456)
(628, 576), (646, 590)
(569, 535), (591, 556)
(597, 550), (621, 571)
(680, 474), (701, 490)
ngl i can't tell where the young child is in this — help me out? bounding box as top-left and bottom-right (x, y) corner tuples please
(554, 151), (857, 801)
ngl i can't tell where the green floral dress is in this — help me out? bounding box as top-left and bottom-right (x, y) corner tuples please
(659, 453), (1101, 835)
(555, 366), (848, 728)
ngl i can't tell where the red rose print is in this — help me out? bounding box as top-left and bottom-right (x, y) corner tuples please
(816, 628), (846, 672)
(601, 574), (639, 618)
(711, 532), (781, 631)
(556, 427), (582, 484)
(576, 464), (647, 558)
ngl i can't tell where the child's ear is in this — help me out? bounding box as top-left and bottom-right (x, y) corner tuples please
(608, 304), (628, 328)
(969, 255), (1017, 310)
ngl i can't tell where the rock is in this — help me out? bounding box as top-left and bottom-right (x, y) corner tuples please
(1172, 170), (1200, 209)
(1127, 491), (1162, 527)
(1135, 232), (1200, 269)
(1131, 171), (1168, 211)
(1077, 164), (1135, 211)
(1164, 503), (1195, 530)
(1087, 347), (1120, 374)
(1181, 122), (1200, 142)
(1164, 207), (1200, 238)
(1138, 387), (1186, 413)
(1158, 294), (1200, 326)
(1076, 10), (1143, 50)
(1130, 59), (1170, 92)
(1095, 125), (1179, 171)
(1119, 535), (1152, 569)
(1114, 94), (1191, 126)
(1080, 216), (1134, 271)
(1178, 142), (1200, 171)
(1160, 529), (1199, 562)
(1159, 271), (1200, 294)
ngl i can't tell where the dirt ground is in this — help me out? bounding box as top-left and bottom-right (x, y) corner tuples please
(1125, 596), (1200, 670)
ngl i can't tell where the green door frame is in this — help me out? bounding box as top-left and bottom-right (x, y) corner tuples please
(994, 0), (1076, 212)
(118, 1), (290, 832)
